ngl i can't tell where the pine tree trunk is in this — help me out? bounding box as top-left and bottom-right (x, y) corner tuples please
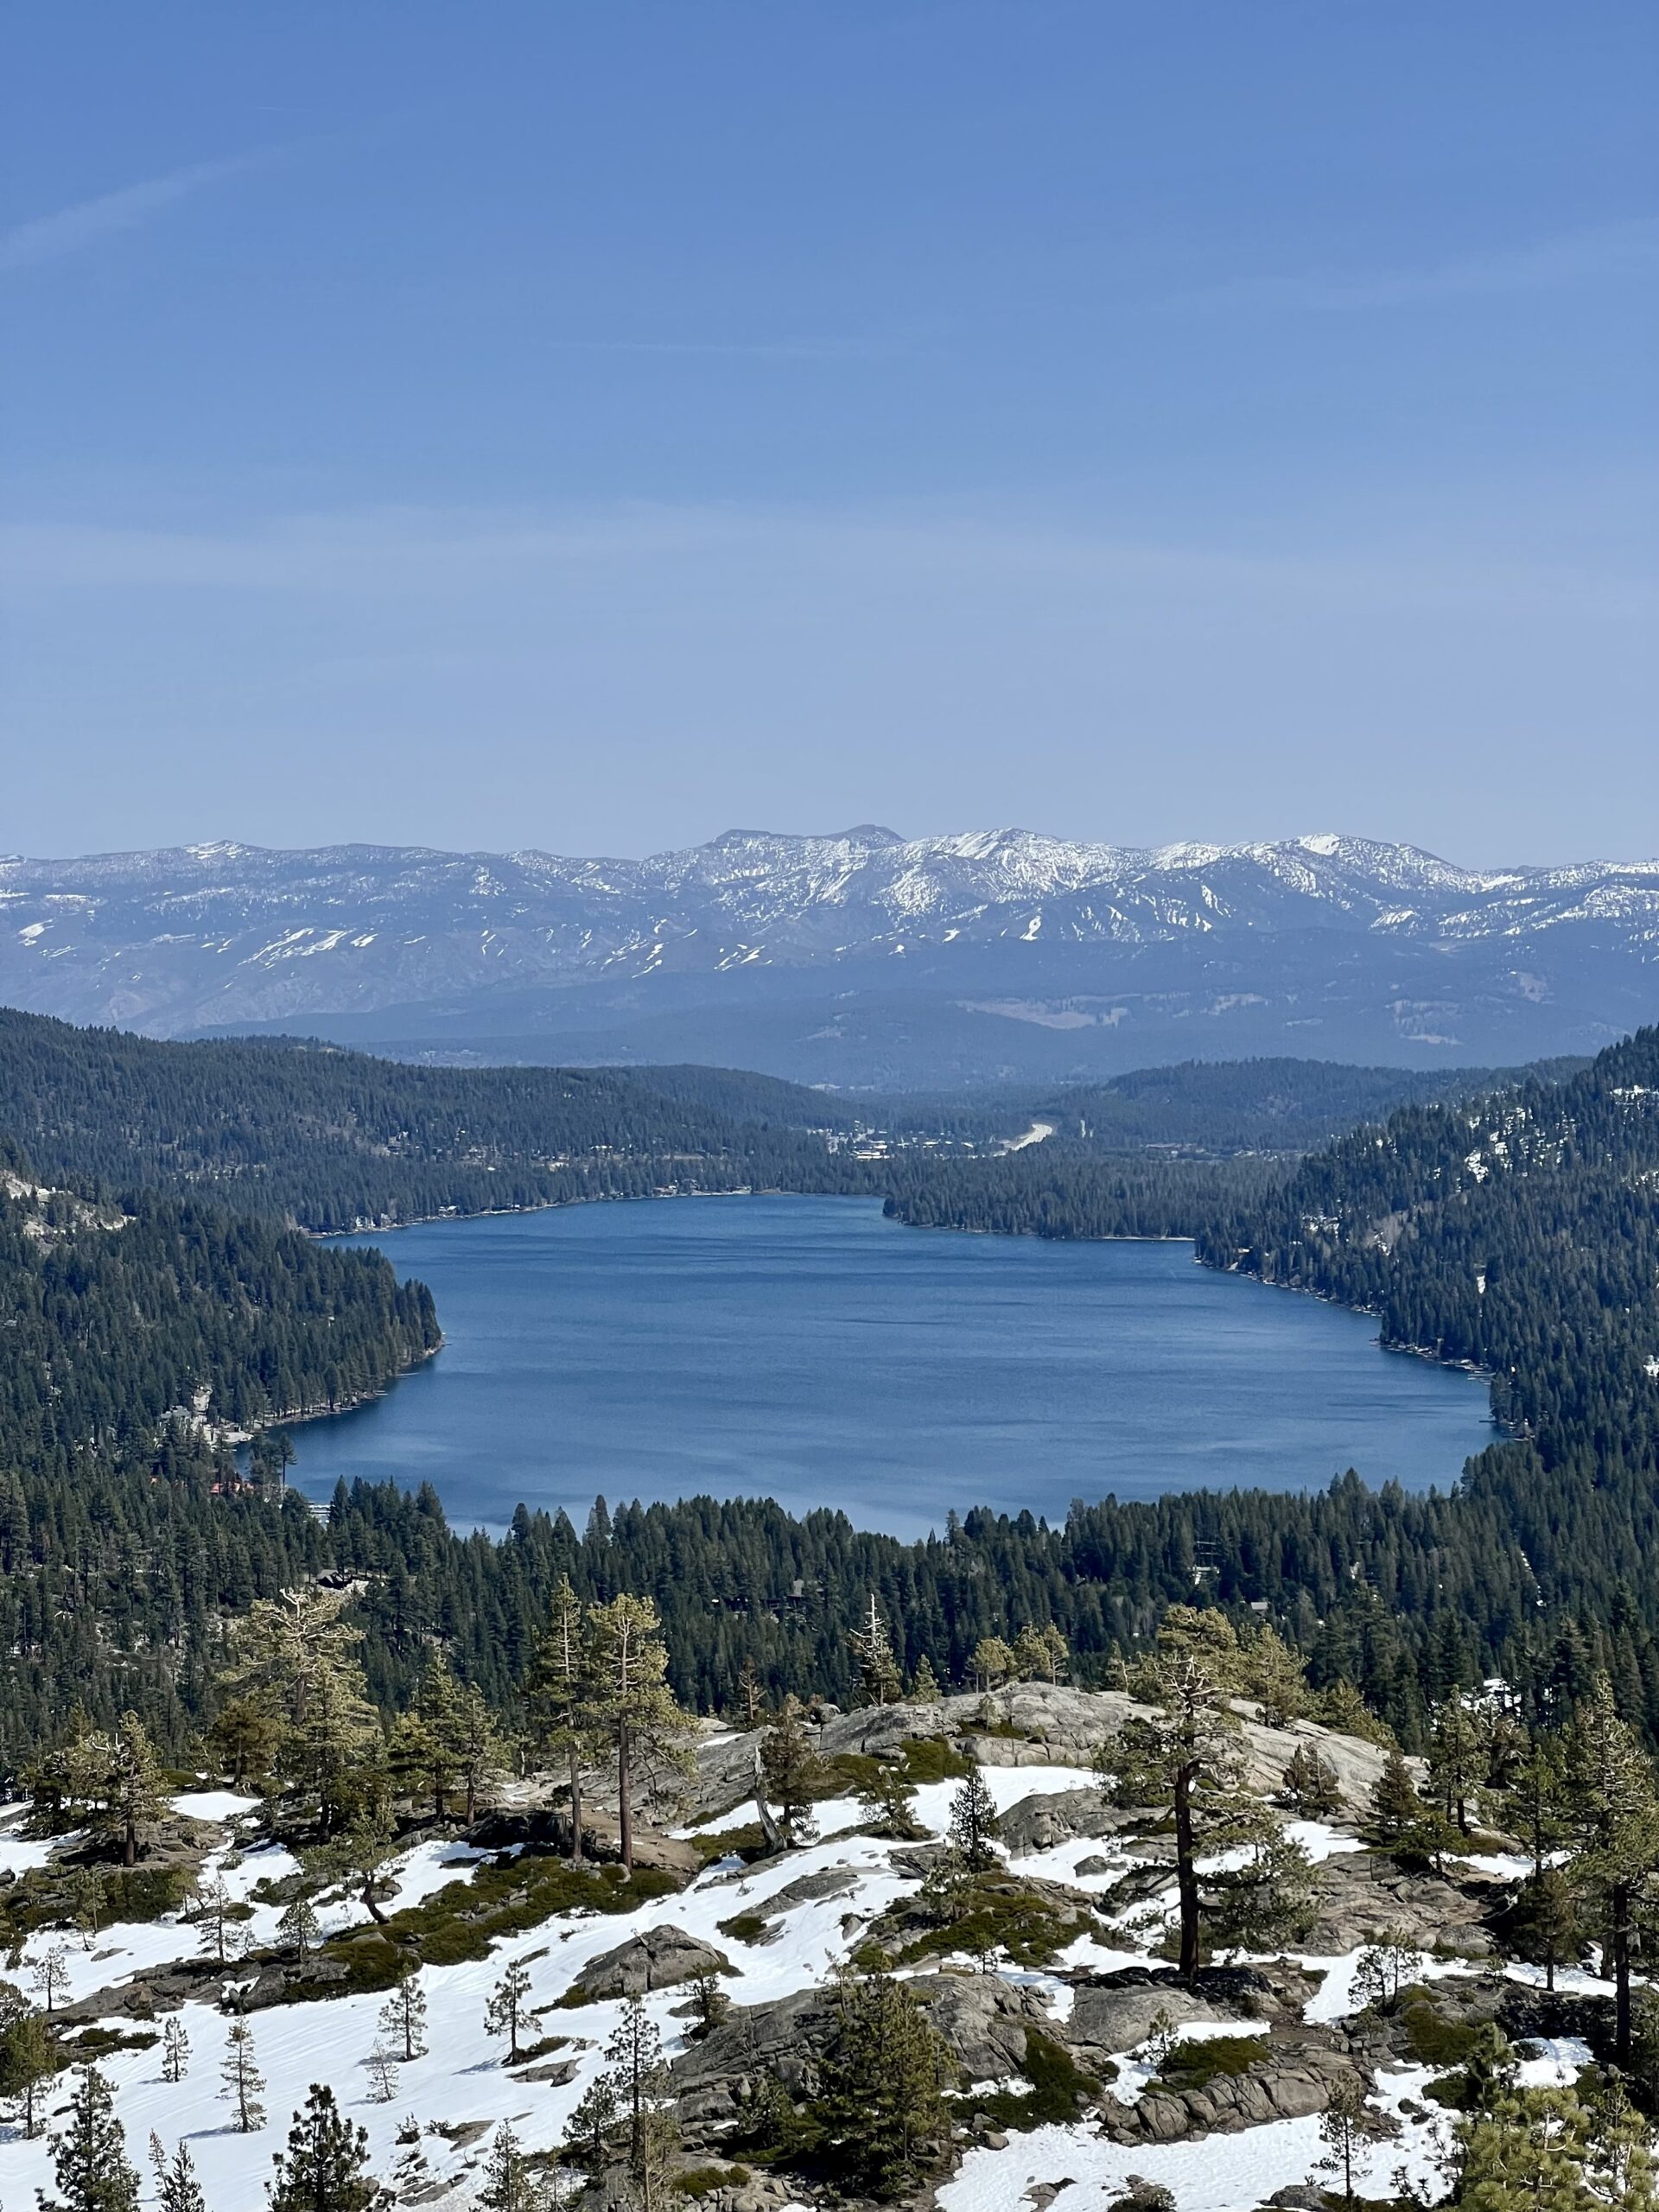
(569, 1742), (584, 1867)
(1613, 1882), (1632, 2059)
(618, 1718), (633, 1873)
(1174, 1765), (1200, 1976)
(124, 1812), (137, 1867)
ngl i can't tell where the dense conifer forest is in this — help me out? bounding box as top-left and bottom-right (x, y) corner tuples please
(2, 1007), (1657, 1782)
(0, 1011), (881, 1230)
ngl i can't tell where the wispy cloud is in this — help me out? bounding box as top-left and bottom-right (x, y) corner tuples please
(0, 156), (251, 274)
(1174, 215), (1659, 313)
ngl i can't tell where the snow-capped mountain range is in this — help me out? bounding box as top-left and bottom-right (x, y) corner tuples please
(3, 828), (1658, 1083)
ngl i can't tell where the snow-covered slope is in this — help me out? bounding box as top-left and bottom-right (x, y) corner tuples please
(0, 1709), (1610, 2212)
(3, 830), (1656, 1077)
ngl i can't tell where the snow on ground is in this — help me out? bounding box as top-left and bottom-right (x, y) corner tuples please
(942, 2116), (1332, 2212)
(0, 1760), (1586, 2212)
(1299, 1943), (1476, 2026)
(168, 1790), (263, 1825)
(1283, 1819), (1365, 1864)
(944, 2059), (1459, 2212)
(0, 1800), (61, 1879)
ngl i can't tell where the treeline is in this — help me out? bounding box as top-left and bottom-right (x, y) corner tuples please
(1039, 1052), (1574, 1154)
(0, 1010), (881, 1231)
(883, 1150), (1287, 1238)
(0, 1154), (435, 1459)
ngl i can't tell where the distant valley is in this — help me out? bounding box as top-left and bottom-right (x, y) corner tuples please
(3, 826), (1656, 1084)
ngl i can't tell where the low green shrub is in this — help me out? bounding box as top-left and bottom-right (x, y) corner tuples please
(1151, 2036), (1269, 2091)
(976, 2030), (1098, 2128)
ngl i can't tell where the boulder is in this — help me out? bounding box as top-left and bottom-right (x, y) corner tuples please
(1306, 1854), (1501, 1957)
(1101, 2043), (1363, 2145)
(693, 1684), (1406, 1822)
(571, 1925), (734, 2000)
(998, 1788), (1128, 1858)
(912, 1973), (1058, 2081)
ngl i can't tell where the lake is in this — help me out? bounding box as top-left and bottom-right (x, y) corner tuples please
(291, 1195), (1493, 1538)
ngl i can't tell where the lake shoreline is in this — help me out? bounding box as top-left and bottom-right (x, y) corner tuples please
(283, 1194), (1497, 1539)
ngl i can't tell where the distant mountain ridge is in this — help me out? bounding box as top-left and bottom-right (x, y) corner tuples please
(3, 828), (1657, 1084)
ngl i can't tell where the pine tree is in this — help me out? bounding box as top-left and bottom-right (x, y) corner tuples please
(220, 2012), (267, 2133)
(267, 2084), (381, 2212)
(0, 2001), (56, 2135)
(193, 1876), (248, 1966)
(909, 1654), (943, 1703)
(1426, 1699), (1483, 1834)
(218, 1587), (379, 1834)
(1509, 1864), (1580, 1994)
(1351, 1929), (1423, 2016)
(1202, 1832), (1319, 1954)
(448, 1681), (506, 1824)
(857, 1766), (923, 1840)
(39, 2065), (142, 2212)
(149, 2139), (207, 2212)
(1453, 2085), (1598, 2208)
(1234, 1624), (1307, 1726)
(567, 2073), (620, 2169)
(378, 1969), (428, 2063)
(276, 1894), (322, 1961)
(309, 1808), (398, 1928)
(1279, 1743), (1343, 1818)
(484, 1959), (532, 2063)
(162, 2015), (191, 2083)
(1314, 2072), (1371, 2209)
(1499, 1732), (1573, 1878)
(759, 1695), (829, 1844)
(734, 1656), (767, 1728)
(585, 1594), (693, 1873)
(524, 1573), (594, 1867)
(811, 1966), (950, 2199)
(32, 1940), (70, 2014)
(946, 1770), (1001, 1872)
(106, 1711), (164, 1867)
(365, 2044), (397, 2103)
(1366, 1747), (1424, 1844)
(1562, 1673), (1659, 2060)
(476, 2120), (538, 2212)
(850, 1597), (903, 1706)
(1101, 1643), (1252, 1974)
(969, 1636), (1015, 1693)
(1580, 2065), (1658, 2209)
(600, 1998), (678, 2210)
(688, 1973), (730, 2037)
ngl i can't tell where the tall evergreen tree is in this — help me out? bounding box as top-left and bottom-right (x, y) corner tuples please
(484, 1960), (532, 2064)
(149, 2138), (208, 2212)
(1101, 1643), (1251, 1974)
(524, 1574), (594, 1866)
(811, 1966), (950, 2199)
(1562, 1675), (1659, 2060)
(40, 2065), (142, 2212)
(220, 2012), (267, 2133)
(946, 1770), (1001, 1873)
(585, 1594), (693, 1873)
(267, 2085), (381, 2212)
(378, 1970), (428, 2063)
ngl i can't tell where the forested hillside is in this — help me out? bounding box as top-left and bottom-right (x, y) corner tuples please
(1039, 1054), (1573, 1154)
(0, 1010), (880, 1230)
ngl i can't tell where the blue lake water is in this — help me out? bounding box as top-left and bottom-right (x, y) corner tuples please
(292, 1195), (1494, 1540)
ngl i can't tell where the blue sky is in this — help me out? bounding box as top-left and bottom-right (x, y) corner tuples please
(3, 1), (1655, 862)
